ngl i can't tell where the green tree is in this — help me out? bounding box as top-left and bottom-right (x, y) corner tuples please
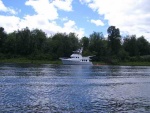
(30, 29), (47, 53)
(81, 36), (89, 50)
(81, 36), (92, 56)
(88, 32), (107, 60)
(51, 33), (79, 59)
(137, 36), (150, 56)
(0, 27), (7, 52)
(15, 27), (31, 56)
(4, 32), (17, 55)
(107, 26), (121, 56)
(123, 35), (138, 56)
(68, 32), (79, 53)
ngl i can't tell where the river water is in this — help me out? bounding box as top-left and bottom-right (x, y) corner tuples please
(0, 63), (150, 113)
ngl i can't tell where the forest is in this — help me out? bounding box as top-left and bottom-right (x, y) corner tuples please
(0, 26), (150, 64)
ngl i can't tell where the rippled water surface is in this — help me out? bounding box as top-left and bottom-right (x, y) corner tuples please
(0, 63), (150, 113)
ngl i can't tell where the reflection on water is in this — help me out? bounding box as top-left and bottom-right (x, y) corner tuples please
(0, 63), (150, 112)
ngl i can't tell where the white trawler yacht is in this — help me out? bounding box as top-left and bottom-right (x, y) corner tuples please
(60, 48), (93, 65)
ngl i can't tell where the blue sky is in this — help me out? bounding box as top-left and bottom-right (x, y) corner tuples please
(0, 0), (150, 41)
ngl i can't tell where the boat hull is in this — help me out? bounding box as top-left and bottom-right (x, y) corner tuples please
(61, 59), (93, 65)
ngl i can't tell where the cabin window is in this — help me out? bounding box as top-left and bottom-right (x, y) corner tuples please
(82, 59), (88, 62)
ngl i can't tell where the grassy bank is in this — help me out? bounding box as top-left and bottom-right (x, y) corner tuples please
(93, 62), (108, 65)
(93, 61), (150, 66)
(0, 58), (62, 64)
(118, 62), (150, 66)
(0, 58), (150, 66)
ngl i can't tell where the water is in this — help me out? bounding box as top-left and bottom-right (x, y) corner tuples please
(0, 63), (150, 113)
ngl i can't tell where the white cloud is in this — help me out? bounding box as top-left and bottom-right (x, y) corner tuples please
(90, 19), (104, 26)
(79, 0), (92, 4)
(0, 15), (20, 33)
(62, 20), (84, 38)
(19, 14), (49, 29)
(25, 0), (73, 20)
(81, 0), (150, 41)
(52, 0), (73, 11)
(64, 20), (75, 28)
(0, 15), (84, 39)
(61, 17), (68, 21)
(25, 0), (58, 20)
(23, 0), (85, 37)
(0, 0), (6, 11)
(0, 0), (17, 15)
(0, 0), (84, 39)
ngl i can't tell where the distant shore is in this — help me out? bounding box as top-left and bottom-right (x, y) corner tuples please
(0, 58), (61, 64)
(0, 58), (150, 66)
(93, 61), (150, 66)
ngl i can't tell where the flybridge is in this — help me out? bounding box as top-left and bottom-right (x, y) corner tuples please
(73, 48), (83, 54)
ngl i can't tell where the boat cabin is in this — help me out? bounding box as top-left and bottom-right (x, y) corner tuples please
(70, 54), (90, 62)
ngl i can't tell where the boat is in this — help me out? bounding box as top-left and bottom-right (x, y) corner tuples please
(60, 48), (93, 65)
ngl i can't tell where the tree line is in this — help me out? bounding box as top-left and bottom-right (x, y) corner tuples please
(0, 26), (150, 63)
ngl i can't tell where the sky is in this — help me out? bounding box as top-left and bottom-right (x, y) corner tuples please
(0, 0), (150, 41)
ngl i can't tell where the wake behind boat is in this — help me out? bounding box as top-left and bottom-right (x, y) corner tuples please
(60, 48), (93, 65)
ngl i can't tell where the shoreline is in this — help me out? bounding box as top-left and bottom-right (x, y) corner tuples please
(93, 62), (150, 66)
(0, 58), (150, 66)
(0, 58), (62, 64)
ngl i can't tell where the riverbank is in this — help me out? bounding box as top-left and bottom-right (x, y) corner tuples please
(0, 58), (62, 64)
(0, 58), (150, 66)
(118, 62), (150, 66)
(93, 61), (150, 66)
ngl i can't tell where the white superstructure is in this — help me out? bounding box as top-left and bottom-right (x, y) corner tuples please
(60, 48), (93, 65)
